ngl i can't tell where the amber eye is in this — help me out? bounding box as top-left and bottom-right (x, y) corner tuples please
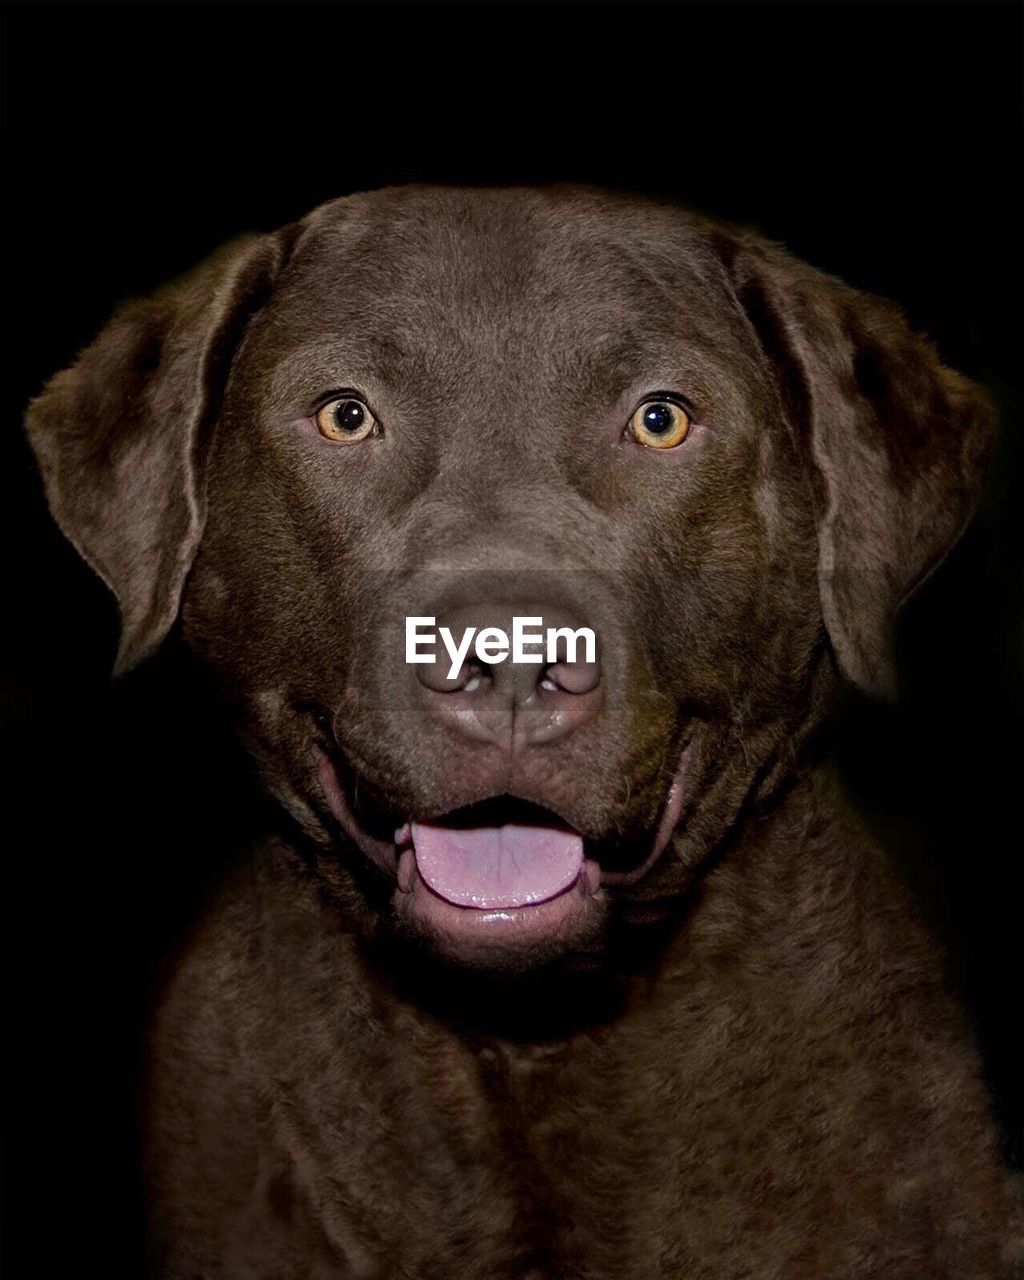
(628, 399), (691, 449)
(315, 397), (379, 443)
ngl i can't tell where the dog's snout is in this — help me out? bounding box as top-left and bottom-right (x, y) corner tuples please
(413, 600), (602, 748)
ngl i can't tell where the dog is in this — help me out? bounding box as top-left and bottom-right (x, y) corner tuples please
(27, 185), (1022, 1277)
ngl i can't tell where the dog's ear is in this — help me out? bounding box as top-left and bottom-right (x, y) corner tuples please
(720, 235), (996, 697)
(26, 231), (292, 675)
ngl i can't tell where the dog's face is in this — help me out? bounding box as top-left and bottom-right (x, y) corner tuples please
(27, 186), (991, 972)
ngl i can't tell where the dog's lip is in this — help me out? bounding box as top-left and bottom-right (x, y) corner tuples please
(314, 742), (691, 894)
(600, 748), (689, 887)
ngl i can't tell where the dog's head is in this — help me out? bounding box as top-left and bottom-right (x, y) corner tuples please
(27, 186), (992, 972)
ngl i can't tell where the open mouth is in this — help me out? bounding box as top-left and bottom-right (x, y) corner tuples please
(389, 798), (604, 962)
(315, 744), (689, 964)
(395, 798), (600, 909)
(385, 798), (605, 962)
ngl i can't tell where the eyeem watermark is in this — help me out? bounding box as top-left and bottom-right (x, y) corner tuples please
(406, 617), (597, 680)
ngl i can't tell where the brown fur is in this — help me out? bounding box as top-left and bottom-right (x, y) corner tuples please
(26, 185), (1023, 1276)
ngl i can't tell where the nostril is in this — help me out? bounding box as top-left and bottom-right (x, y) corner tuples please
(416, 657), (490, 694)
(542, 661), (600, 696)
(462, 662), (489, 693)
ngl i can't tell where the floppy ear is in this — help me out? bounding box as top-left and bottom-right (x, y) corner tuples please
(722, 236), (996, 698)
(26, 231), (292, 675)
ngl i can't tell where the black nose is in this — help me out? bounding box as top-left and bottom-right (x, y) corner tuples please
(413, 601), (602, 748)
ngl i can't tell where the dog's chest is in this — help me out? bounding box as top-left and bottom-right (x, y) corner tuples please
(230, 930), (836, 1280)
(252, 997), (680, 1278)
(149, 839), (1019, 1279)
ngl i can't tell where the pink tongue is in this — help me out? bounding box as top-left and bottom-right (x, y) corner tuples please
(410, 821), (584, 909)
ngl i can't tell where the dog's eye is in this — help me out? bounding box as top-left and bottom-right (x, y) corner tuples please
(628, 399), (691, 449)
(315, 397), (379, 443)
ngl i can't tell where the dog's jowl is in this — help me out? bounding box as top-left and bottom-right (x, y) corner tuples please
(26, 186), (1023, 1277)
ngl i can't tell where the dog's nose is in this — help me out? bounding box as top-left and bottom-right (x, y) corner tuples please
(413, 602), (602, 748)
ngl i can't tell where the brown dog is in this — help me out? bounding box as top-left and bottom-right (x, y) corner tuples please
(27, 186), (1022, 1277)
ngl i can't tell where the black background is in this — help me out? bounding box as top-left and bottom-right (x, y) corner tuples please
(3, 2), (1022, 1274)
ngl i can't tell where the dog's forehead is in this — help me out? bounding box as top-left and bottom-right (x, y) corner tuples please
(254, 186), (750, 386)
